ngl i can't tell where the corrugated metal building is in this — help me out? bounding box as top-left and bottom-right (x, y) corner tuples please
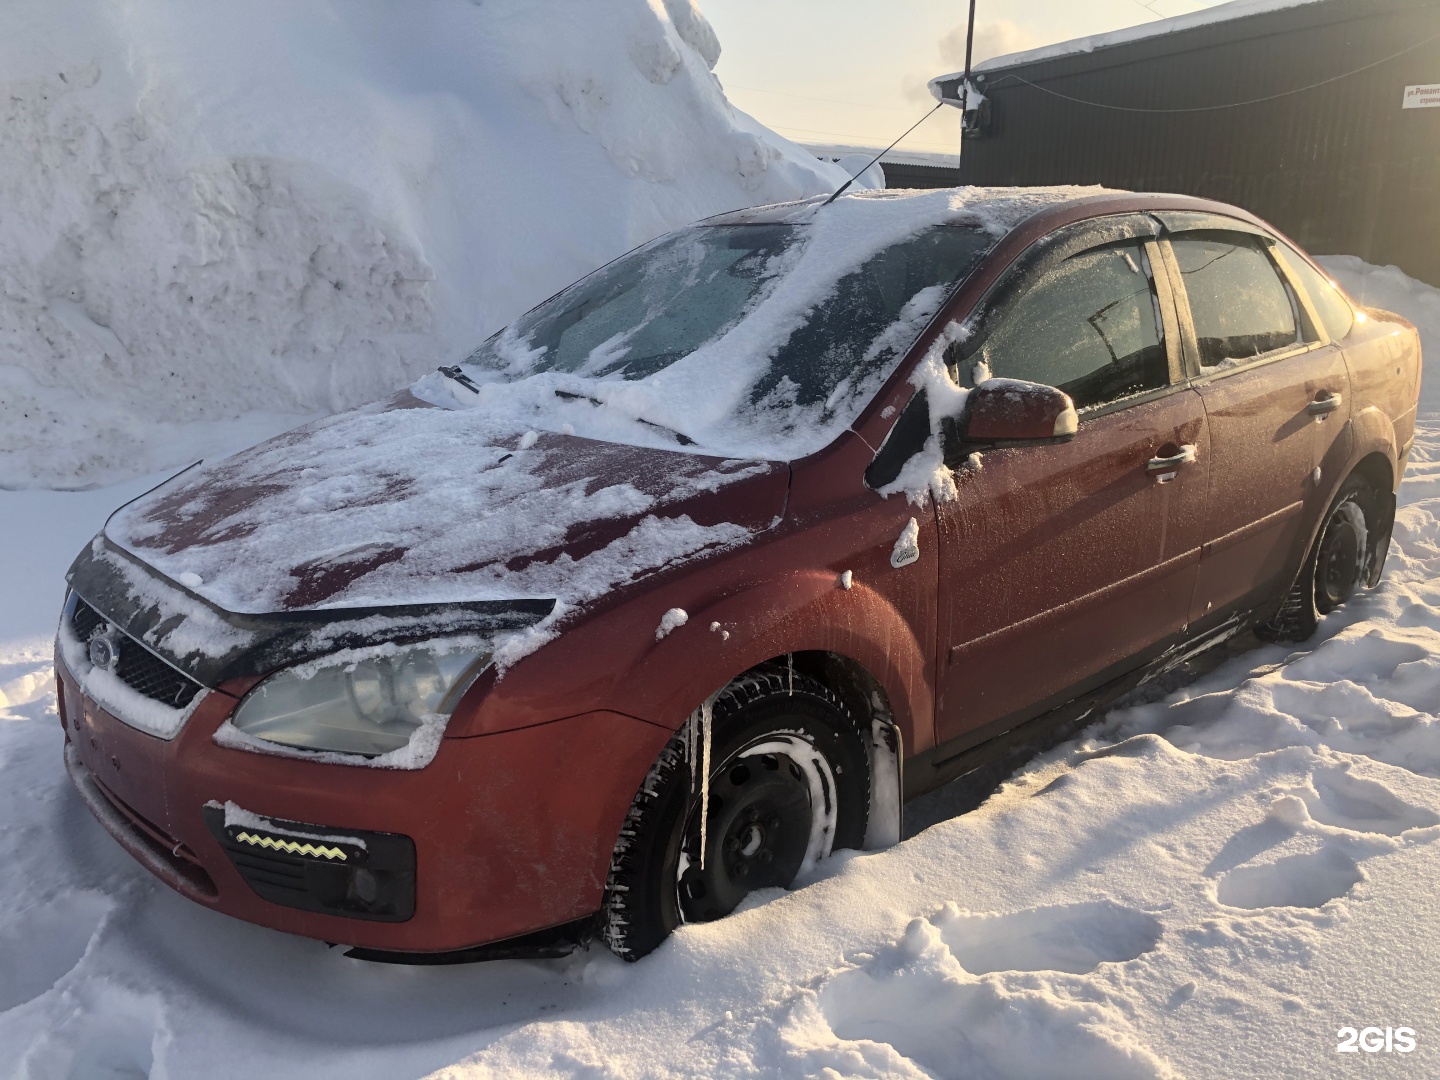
(804, 145), (960, 189)
(877, 160), (960, 189)
(934, 0), (1440, 285)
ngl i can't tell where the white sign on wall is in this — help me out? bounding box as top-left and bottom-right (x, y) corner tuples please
(1402, 84), (1440, 109)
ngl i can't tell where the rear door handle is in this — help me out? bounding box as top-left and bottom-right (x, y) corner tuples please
(1146, 444), (1198, 474)
(1307, 392), (1342, 416)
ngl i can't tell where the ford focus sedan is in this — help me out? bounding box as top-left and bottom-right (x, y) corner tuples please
(56, 187), (1421, 961)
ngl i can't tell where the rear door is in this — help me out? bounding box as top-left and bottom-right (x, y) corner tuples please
(1274, 240), (1416, 464)
(1160, 225), (1351, 625)
(933, 222), (1209, 751)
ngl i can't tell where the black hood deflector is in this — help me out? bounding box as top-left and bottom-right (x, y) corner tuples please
(66, 540), (553, 689)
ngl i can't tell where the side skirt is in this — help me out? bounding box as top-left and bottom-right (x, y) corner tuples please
(905, 610), (1256, 812)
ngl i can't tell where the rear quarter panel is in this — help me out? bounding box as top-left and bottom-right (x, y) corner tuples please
(1344, 310), (1423, 483)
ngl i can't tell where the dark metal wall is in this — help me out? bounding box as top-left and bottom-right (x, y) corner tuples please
(956, 0), (1440, 285)
(880, 162), (960, 189)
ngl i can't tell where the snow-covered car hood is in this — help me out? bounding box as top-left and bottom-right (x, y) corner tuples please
(99, 393), (786, 621)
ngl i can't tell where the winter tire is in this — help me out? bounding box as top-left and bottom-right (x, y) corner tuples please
(1261, 475), (1381, 642)
(601, 664), (870, 960)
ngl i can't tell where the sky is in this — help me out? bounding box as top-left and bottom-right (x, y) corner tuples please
(703, 0), (1233, 158)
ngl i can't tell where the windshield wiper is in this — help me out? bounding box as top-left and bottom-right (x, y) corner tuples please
(552, 389), (695, 446)
(438, 365), (482, 395)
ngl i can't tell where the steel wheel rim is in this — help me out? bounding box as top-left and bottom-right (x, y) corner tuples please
(675, 733), (837, 924)
(1316, 502), (1365, 612)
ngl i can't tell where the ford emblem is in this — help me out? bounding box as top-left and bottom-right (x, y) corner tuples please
(88, 633), (119, 671)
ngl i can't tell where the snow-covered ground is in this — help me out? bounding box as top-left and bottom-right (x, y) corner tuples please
(0, 264), (1435, 1078)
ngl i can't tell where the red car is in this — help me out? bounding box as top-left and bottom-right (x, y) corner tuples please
(56, 188), (1420, 961)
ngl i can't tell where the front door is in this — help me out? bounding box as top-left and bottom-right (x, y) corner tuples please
(935, 231), (1209, 750)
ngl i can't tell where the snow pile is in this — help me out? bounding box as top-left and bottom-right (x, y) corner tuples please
(0, 0), (844, 490)
(1319, 256), (1440, 412)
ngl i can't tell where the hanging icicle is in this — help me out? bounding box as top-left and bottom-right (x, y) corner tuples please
(787, 653), (795, 696)
(681, 692), (721, 871)
(697, 693), (714, 870)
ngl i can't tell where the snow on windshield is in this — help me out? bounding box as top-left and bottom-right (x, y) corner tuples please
(413, 187), (1093, 460)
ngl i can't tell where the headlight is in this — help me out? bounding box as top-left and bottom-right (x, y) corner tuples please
(231, 641), (491, 757)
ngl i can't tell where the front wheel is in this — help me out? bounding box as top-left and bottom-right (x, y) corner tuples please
(1262, 476), (1381, 642)
(601, 666), (870, 960)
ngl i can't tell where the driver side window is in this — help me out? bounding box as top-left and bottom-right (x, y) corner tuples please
(955, 241), (1169, 410)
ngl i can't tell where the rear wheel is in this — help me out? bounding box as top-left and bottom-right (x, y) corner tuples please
(1262, 476), (1379, 642)
(601, 666), (869, 960)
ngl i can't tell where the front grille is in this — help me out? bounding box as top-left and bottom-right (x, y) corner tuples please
(70, 595), (206, 709)
(71, 596), (105, 641)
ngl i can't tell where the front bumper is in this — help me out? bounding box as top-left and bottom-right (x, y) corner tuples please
(57, 651), (671, 954)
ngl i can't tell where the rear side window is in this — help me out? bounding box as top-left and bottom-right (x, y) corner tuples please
(1171, 233), (1300, 368)
(960, 240), (1169, 410)
(1274, 243), (1356, 343)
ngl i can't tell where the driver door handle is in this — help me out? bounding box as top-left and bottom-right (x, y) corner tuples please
(1146, 444), (1198, 475)
(1307, 392), (1343, 416)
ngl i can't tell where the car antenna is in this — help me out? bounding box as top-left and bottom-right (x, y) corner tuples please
(819, 101), (944, 207)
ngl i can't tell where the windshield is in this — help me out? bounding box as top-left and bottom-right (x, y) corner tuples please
(446, 220), (997, 460)
(474, 225), (797, 382)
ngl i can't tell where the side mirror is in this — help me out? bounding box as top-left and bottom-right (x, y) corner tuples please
(963, 379), (1078, 443)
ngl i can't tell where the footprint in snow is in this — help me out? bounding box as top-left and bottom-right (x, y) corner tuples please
(62, 1016), (155, 1080)
(1205, 787), (1419, 910)
(799, 911), (1174, 1080)
(1216, 845), (1364, 910)
(933, 900), (1163, 976)
(0, 890), (110, 1013)
(1300, 766), (1440, 836)
(12, 984), (161, 1080)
